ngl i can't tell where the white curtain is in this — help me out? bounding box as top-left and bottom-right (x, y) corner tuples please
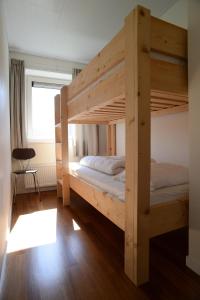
(69, 68), (99, 160)
(74, 124), (99, 157)
(10, 59), (26, 150)
(10, 59), (27, 193)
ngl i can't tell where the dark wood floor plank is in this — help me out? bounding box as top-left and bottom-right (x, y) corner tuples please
(1, 190), (200, 300)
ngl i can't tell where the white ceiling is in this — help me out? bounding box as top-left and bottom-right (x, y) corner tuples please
(4, 0), (178, 63)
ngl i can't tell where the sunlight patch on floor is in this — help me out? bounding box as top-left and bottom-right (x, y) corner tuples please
(72, 219), (81, 231)
(7, 209), (57, 253)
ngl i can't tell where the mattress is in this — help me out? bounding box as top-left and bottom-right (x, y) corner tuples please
(69, 162), (189, 206)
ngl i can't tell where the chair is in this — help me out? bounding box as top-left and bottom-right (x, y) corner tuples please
(12, 148), (41, 202)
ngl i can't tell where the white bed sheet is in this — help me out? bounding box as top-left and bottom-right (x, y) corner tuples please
(69, 162), (189, 206)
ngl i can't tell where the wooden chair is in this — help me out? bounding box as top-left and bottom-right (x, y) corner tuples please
(12, 148), (41, 202)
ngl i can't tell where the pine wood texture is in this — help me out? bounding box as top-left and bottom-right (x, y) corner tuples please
(68, 29), (125, 100)
(54, 95), (62, 198)
(56, 4), (189, 287)
(68, 172), (188, 235)
(65, 9), (188, 124)
(60, 86), (70, 206)
(150, 197), (189, 238)
(124, 6), (151, 286)
(68, 64), (125, 123)
(151, 16), (187, 59)
(69, 174), (125, 230)
(106, 124), (116, 155)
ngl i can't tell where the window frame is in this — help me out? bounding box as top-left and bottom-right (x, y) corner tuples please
(26, 74), (71, 143)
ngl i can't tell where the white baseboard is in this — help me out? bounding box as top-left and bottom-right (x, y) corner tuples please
(186, 255), (200, 275)
(16, 185), (56, 195)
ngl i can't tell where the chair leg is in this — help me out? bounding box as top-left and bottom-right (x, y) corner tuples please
(35, 172), (41, 201)
(33, 173), (37, 192)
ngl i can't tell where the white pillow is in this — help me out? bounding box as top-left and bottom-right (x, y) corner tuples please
(151, 163), (188, 191)
(113, 163), (188, 192)
(80, 156), (125, 175)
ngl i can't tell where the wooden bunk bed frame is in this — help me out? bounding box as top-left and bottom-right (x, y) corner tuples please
(54, 6), (188, 286)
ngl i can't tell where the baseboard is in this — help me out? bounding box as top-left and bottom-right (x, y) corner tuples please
(17, 185), (56, 195)
(186, 255), (200, 275)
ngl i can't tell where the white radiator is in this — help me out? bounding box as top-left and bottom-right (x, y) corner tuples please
(25, 164), (56, 188)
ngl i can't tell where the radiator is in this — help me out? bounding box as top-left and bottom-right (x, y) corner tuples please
(25, 164), (56, 188)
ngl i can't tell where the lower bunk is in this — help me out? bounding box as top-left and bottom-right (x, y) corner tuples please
(68, 161), (188, 237)
(60, 156), (189, 286)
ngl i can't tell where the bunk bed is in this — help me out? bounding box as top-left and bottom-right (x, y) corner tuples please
(54, 6), (188, 286)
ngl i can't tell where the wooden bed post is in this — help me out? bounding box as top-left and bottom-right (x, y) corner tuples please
(60, 86), (70, 206)
(106, 124), (116, 155)
(124, 6), (151, 286)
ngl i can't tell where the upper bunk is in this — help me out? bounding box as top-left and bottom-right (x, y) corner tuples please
(65, 6), (188, 125)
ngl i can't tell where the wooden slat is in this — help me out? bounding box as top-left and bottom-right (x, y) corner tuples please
(68, 65), (125, 121)
(151, 98), (187, 106)
(68, 29), (125, 100)
(69, 120), (109, 125)
(125, 6), (151, 286)
(151, 90), (188, 102)
(69, 174), (125, 230)
(150, 103), (172, 109)
(106, 124), (116, 155)
(151, 16), (187, 59)
(151, 59), (187, 95)
(151, 104), (188, 117)
(150, 198), (188, 238)
(61, 86), (70, 206)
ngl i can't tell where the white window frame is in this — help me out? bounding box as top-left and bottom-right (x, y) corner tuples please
(26, 73), (71, 143)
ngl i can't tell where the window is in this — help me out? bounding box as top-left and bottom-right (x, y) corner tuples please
(26, 71), (71, 142)
(29, 86), (59, 141)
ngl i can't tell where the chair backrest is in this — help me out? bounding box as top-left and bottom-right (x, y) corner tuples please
(12, 148), (36, 160)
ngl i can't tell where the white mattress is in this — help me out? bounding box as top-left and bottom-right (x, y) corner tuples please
(69, 162), (189, 206)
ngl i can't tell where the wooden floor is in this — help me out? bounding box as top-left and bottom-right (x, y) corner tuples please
(1, 191), (200, 300)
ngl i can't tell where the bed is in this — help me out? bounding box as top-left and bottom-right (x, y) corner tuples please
(69, 161), (188, 206)
(54, 5), (188, 286)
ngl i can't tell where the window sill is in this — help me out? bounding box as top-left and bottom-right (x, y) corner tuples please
(27, 139), (55, 144)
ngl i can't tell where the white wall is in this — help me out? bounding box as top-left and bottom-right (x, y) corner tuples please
(151, 113), (189, 166)
(186, 0), (200, 275)
(0, 0), (11, 285)
(161, 0), (188, 28)
(116, 112), (189, 166)
(10, 51), (84, 74)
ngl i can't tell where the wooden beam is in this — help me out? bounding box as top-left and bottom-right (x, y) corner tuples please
(68, 65), (125, 121)
(125, 6), (151, 286)
(69, 120), (109, 125)
(69, 174), (125, 230)
(151, 17), (187, 59)
(151, 90), (188, 102)
(149, 198), (188, 238)
(151, 59), (188, 95)
(151, 104), (188, 117)
(106, 124), (116, 155)
(61, 86), (70, 206)
(68, 29), (125, 100)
